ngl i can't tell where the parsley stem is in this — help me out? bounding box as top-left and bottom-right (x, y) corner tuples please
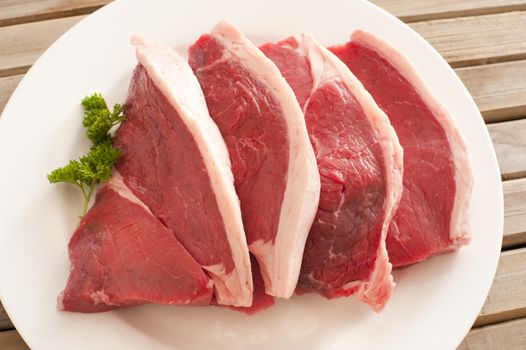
(78, 182), (87, 199)
(80, 182), (96, 219)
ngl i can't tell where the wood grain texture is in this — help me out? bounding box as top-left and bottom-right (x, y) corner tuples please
(0, 1), (524, 348)
(476, 248), (526, 326)
(0, 330), (29, 350)
(458, 318), (526, 350)
(489, 119), (526, 180)
(410, 12), (526, 68)
(456, 60), (526, 122)
(0, 302), (13, 331)
(1, 249), (523, 347)
(0, 0), (524, 27)
(2, 320), (526, 350)
(0, 15), (84, 77)
(503, 178), (526, 248)
(6, 73), (526, 182)
(0, 11), (525, 77)
(0, 72), (518, 183)
(0, 0), (108, 26)
(372, 0), (526, 22)
(0, 74), (23, 114)
(0, 80), (524, 246)
(1, 39), (525, 124)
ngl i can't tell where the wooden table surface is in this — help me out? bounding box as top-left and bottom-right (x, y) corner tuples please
(0, 0), (525, 349)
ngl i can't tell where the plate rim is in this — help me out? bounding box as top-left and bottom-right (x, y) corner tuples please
(0, 1), (504, 349)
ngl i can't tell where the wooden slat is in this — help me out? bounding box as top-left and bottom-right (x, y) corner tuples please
(0, 74), (23, 114)
(409, 12), (526, 68)
(0, 0), (524, 28)
(0, 83), (524, 245)
(503, 178), (526, 248)
(0, 0), (109, 27)
(2, 77), (525, 181)
(0, 302), (13, 331)
(6, 70), (524, 174)
(0, 330), (29, 350)
(458, 318), (526, 350)
(476, 248), (526, 326)
(0, 250), (522, 345)
(489, 119), (526, 180)
(0, 15), (85, 77)
(0, 11), (524, 78)
(0, 0), (523, 29)
(373, 0), (526, 23)
(0, 252), (522, 346)
(1, 64), (525, 127)
(456, 60), (526, 122)
(0, 3), (524, 345)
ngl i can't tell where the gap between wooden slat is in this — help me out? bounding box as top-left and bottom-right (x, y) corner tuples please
(2, 0), (523, 28)
(2, 60), (526, 127)
(372, 0), (526, 23)
(475, 248), (526, 326)
(1, 70), (525, 246)
(0, 330), (29, 350)
(456, 60), (526, 123)
(488, 119), (526, 181)
(1, 182), (525, 335)
(0, 15), (86, 78)
(0, 0), (524, 28)
(409, 11), (526, 68)
(502, 178), (526, 248)
(1, 249), (523, 346)
(2, 79), (526, 184)
(2, 317), (525, 350)
(0, 0), (109, 27)
(1, 11), (526, 78)
(458, 318), (526, 349)
(0, 4), (524, 341)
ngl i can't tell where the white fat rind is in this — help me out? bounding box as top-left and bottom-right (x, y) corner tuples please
(203, 263), (241, 306)
(108, 171), (153, 215)
(291, 33), (403, 310)
(56, 292), (65, 310)
(131, 36), (253, 307)
(210, 21), (321, 298)
(351, 30), (473, 248)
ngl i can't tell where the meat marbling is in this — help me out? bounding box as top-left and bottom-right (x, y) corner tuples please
(261, 34), (403, 310)
(189, 21), (321, 299)
(114, 37), (252, 306)
(330, 31), (473, 267)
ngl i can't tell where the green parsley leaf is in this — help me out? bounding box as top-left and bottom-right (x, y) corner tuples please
(48, 94), (125, 218)
(78, 142), (121, 184)
(81, 93), (126, 144)
(47, 160), (83, 186)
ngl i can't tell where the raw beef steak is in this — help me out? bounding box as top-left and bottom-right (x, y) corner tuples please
(228, 256), (276, 315)
(189, 21), (320, 298)
(330, 31), (473, 267)
(58, 174), (213, 313)
(114, 38), (252, 306)
(261, 34), (403, 310)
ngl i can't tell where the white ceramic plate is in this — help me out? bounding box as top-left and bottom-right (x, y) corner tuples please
(0, 1), (503, 349)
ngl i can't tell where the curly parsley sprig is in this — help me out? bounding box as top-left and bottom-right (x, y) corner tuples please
(47, 94), (125, 218)
(81, 93), (125, 144)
